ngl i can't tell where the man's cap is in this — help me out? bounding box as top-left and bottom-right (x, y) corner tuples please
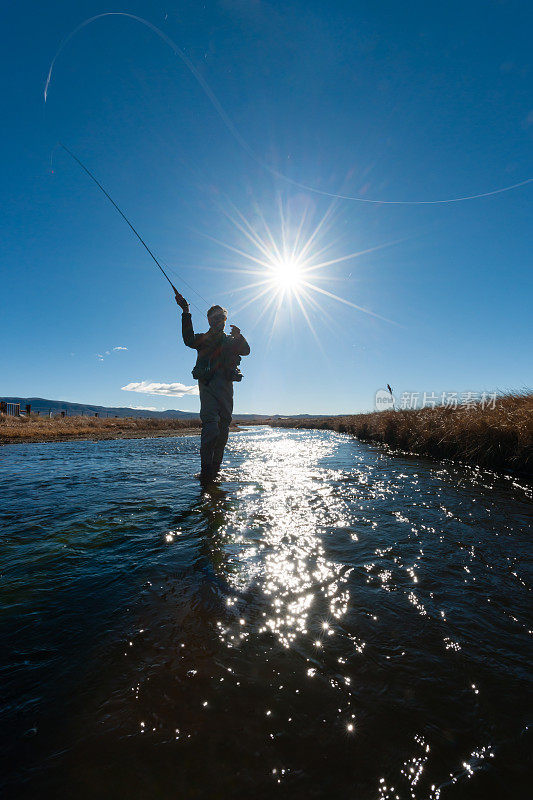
(207, 305), (227, 318)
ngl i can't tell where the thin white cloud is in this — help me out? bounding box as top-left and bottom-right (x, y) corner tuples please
(96, 346), (128, 361)
(121, 381), (199, 397)
(129, 405), (158, 411)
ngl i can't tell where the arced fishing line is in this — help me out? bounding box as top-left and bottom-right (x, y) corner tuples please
(44, 11), (531, 205)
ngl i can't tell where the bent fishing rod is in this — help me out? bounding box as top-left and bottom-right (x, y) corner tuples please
(60, 143), (203, 309)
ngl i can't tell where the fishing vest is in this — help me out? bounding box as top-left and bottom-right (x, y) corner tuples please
(192, 333), (242, 384)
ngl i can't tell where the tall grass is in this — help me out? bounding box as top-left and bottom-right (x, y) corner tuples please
(271, 392), (533, 475)
(0, 414), (202, 444)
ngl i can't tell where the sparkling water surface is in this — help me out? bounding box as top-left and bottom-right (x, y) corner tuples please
(1, 427), (531, 799)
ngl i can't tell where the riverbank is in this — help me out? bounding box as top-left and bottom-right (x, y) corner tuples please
(271, 392), (533, 475)
(0, 415), (205, 444)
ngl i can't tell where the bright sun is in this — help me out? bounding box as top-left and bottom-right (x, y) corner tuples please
(197, 199), (396, 335)
(270, 256), (303, 291)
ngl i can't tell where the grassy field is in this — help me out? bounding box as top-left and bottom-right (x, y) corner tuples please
(0, 414), (203, 444)
(271, 392), (533, 475)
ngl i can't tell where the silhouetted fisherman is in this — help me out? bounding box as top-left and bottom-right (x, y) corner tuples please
(175, 291), (250, 483)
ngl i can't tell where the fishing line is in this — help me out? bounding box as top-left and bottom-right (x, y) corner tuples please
(44, 12), (531, 205)
(60, 143), (203, 312)
(158, 258), (210, 308)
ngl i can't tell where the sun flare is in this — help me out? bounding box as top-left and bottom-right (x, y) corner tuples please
(174, 197), (398, 344)
(269, 256), (303, 292)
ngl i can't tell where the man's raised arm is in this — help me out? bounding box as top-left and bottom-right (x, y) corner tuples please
(175, 291), (198, 349)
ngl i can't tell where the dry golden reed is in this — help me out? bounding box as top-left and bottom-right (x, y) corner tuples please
(0, 414), (202, 444)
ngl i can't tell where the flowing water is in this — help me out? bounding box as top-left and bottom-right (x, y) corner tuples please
(1, 427), (531, 799)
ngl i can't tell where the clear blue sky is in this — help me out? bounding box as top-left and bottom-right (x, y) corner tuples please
(2, 0), (531, 414)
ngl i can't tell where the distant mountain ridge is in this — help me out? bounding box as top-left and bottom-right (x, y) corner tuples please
(1, 396), (198, 419)
(1, 397), (321, 421)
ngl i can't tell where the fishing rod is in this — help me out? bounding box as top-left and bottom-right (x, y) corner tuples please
(60, 143), (203, 309)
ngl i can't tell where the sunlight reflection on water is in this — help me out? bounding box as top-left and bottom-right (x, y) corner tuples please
(220, 431), (350, 648)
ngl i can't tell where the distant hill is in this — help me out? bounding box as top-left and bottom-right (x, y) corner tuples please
(1, 397), (198, 419)
(1, 396), (322, 421)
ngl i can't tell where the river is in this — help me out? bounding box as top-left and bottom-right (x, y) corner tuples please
(1, 426), (531, 798)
